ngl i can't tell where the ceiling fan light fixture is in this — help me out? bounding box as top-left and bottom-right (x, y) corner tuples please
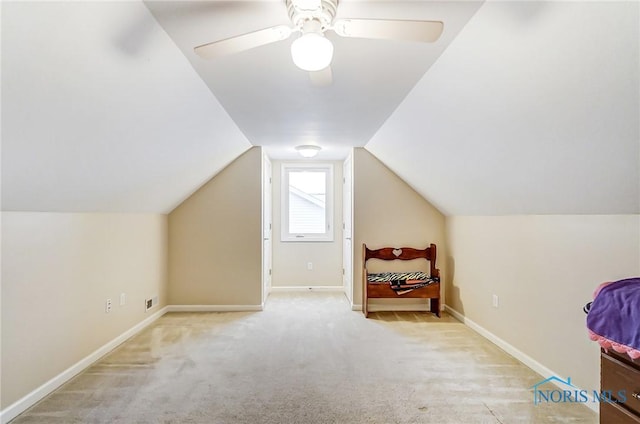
(295, 145), (322, 158)
(291, 32), (333, 72)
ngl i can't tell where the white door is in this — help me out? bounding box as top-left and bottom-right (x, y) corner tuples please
(262, 154), (273, 305)
(342, 153), (353, 304)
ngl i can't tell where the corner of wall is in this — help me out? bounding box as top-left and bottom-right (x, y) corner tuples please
(352, 148), (447, 307)
(168, 147), (263, 306)
(444, 214), (640, 393)
(1, 212), (169, 412)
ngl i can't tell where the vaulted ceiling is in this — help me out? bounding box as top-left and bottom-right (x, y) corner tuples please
(2, 1), (638, 215)
(144, 0), (483, 160)
(367, 1), (640, 215)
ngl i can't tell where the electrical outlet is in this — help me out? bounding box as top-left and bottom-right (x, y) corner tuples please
(307, 262), (313, 270)
(105, 298), (112, 313)
(120, 293), (126, 306)
(492, 294), (499, 308)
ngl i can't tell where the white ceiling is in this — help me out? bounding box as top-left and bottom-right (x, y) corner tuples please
(1, 1), (251, 213)
(144, 0), (483, 160)
(367, 0), (639, 215)
(2, 1), (638, 215)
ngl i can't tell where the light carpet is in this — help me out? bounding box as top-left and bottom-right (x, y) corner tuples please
(12, 291), (596, 423)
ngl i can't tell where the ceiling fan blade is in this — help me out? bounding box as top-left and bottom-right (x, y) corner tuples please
(309, 66), (333, 87)
(194, 25), (293, 59)
(332, 19), (443, 43)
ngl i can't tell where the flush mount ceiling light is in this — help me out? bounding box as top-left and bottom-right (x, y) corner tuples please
(290, 19), (334, 71)
(295, 145), (322, 158)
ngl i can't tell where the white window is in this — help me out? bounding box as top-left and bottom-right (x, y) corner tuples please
(281, 163), (334, 242)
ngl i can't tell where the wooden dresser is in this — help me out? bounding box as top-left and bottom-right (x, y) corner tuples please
(601, 349), (640, 423)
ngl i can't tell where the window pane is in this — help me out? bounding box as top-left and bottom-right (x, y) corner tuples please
(288, 170), (326, 234)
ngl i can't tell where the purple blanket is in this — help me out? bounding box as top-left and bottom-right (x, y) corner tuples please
(587, 277), (640, 359)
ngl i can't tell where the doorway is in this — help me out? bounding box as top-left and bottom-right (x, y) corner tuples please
(342, 152), (354, 305)
(262, 153), (272, 306)
(263, 154), (353, 309)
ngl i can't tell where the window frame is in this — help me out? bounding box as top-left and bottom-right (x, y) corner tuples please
(280, 162), (334, 242)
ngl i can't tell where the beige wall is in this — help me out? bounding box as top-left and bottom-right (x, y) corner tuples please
(168, 147), (262, 305)
(271, 160), (343, 287)
(1, 212), (168, 408)
(446, 214), (640, 393)
(353, 148), (447, 307)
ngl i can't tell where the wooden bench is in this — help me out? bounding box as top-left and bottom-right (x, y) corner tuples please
(363, 243), (440, 318)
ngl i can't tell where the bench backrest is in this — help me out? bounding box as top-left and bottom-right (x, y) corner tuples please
(363, 243), (439, 278)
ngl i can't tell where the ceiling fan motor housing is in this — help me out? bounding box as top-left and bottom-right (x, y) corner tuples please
(286, 0), (338, 32)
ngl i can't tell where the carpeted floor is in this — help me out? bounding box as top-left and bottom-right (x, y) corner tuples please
(12, 291), (596, 423)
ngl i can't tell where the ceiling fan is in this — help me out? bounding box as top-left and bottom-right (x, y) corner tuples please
(194, 0), (443, 86)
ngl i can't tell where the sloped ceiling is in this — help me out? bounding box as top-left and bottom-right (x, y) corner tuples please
(367, 1), (639, 215)
(2, 1), (638, 216)
(1, 1), (251, 213)
(144, 0), (483, 160)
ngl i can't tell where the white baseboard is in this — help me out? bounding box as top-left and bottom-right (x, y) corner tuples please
(269, 286), (344, 292)
(0, 306), (169, 424)
(444, 305), (598, 414)
(167, 304), (263, 312)
(352, 303), (362, 311)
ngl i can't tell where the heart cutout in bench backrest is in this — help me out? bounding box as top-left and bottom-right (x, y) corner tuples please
(392, 248), (403, 257)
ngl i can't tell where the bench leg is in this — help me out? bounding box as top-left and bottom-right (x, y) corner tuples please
(430, 298), (440, 318)
(364, 294), (369, 318)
